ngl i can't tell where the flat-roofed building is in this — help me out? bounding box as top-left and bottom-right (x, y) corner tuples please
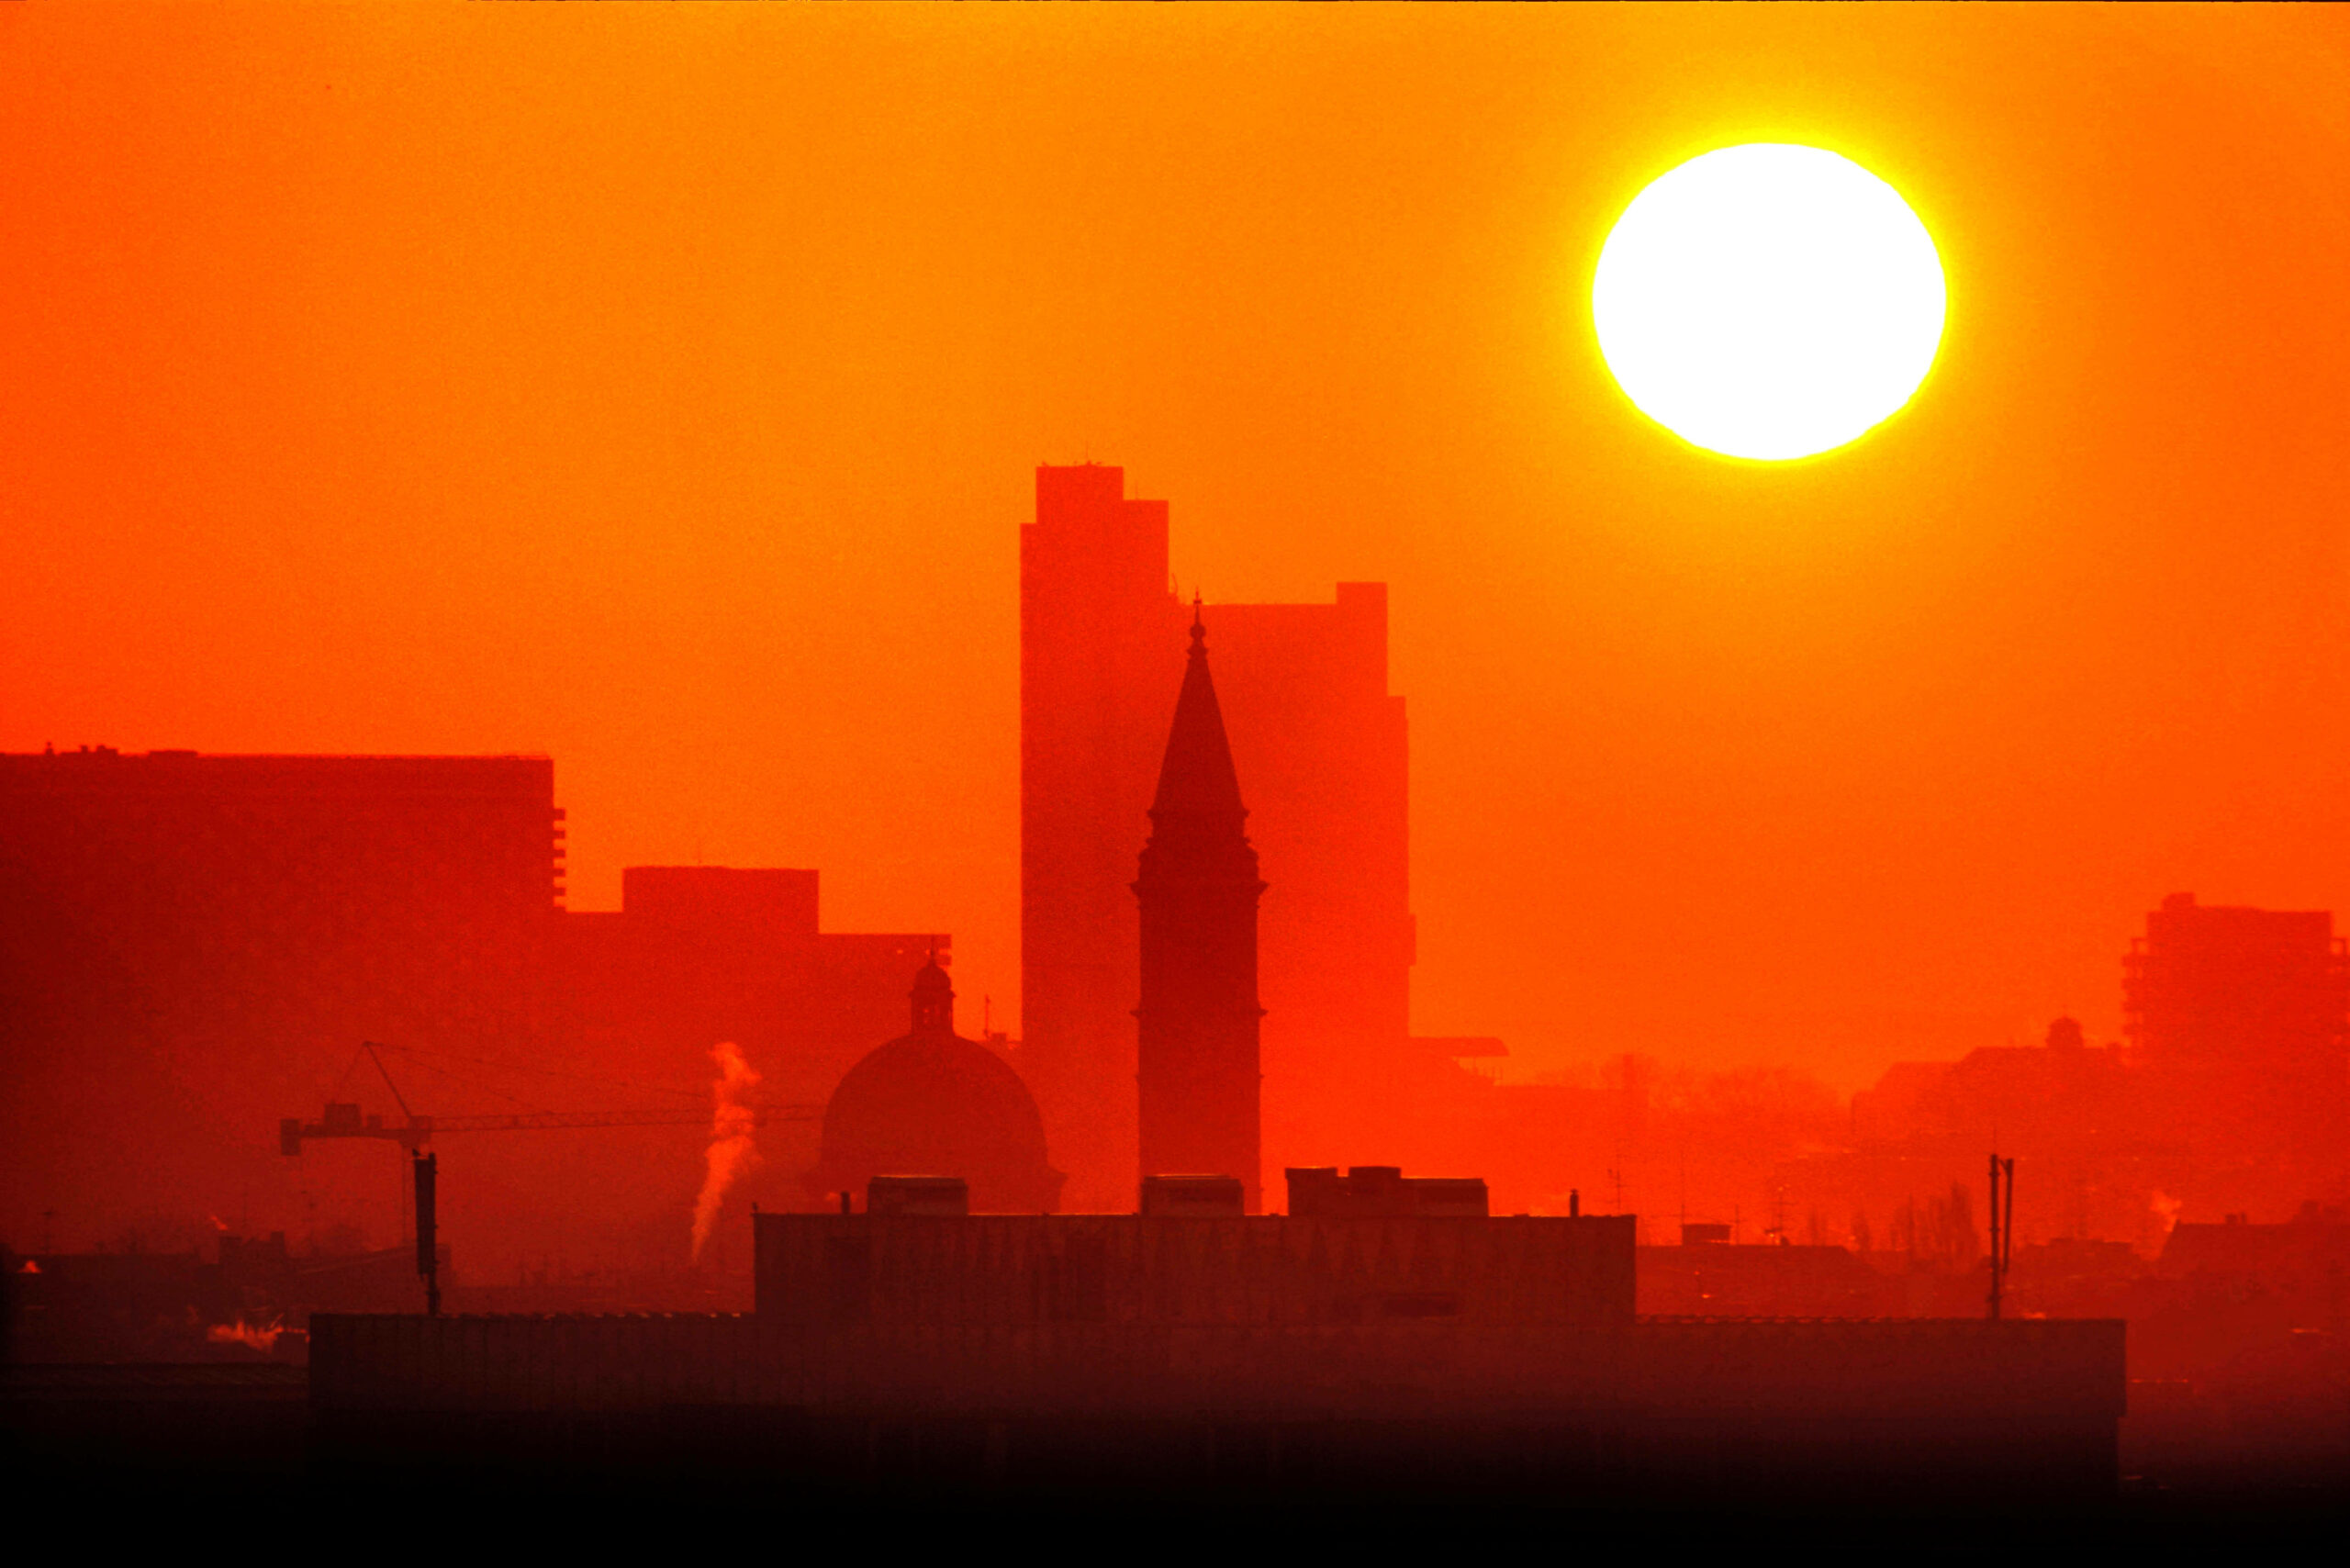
(2125, 892), (2350, 1196)
(0, 748), (561, 1253)
(554, 865), (945, 1117)
(312, 1177), (2126, 1501)
(0, 752), (960, 1271)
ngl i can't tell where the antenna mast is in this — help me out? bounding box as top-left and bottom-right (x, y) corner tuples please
(1987, 1152), (2016, 1319)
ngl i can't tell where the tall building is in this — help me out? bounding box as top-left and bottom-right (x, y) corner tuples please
(1021, 465), (1414, 1207)
(2123, 891), (2350, 1189)
(1134, 612), (1265, 1209)
(0, 751), (957, 1263)
(1021, 466), (1180, 1204)
(0, 749), (562, 1250)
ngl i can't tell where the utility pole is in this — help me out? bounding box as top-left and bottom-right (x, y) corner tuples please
(1986, 1152), (2015, 1320)
(414, 1150), (441, 1317)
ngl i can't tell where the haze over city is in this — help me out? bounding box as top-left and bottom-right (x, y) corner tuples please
(5, 3), (2346, 1522)
(13, 6), (2346, 1090)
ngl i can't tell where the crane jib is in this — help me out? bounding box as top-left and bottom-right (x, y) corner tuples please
(278, 1103), (819, 1151)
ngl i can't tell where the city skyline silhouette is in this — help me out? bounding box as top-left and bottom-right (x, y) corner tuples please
(5, 3), (2347, 1516)
(11, 8), (2346, 1103)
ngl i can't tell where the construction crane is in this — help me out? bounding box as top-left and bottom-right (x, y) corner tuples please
(280, 1042), (813, 1298)
(277, 1041), (819, 1153)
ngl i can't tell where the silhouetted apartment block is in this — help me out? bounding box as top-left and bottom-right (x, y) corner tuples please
(0, 752), (957, 1260)
(1022, 464), (1413, 1207)
(0, 748), (561, 1248)
(554, 865), (945, 1112)
(2124, 892), (2350, 1183)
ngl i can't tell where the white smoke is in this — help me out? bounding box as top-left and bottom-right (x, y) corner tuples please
(689, 1041), (761, 1263)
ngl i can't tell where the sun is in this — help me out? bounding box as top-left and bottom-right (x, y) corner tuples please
(1592, 143), (1946, 463)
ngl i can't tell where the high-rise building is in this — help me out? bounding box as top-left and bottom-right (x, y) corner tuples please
(1135, 612), (1265, 1210)
(1020, 465), (1414, 1207)
(1021, 466), (1181, 1204)
(0, 749), (562, 1250)
(0, 751), (957, 1262)
(2125, 893), (2350, 1167)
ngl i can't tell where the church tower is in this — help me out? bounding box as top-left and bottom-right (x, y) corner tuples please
(1134, 605), (1267, 1210)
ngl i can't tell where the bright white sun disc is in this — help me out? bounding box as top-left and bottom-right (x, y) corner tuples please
(1592, 143), (1945, 461)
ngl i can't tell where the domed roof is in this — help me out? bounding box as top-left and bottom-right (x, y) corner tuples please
(807, 960), (1064, 1214)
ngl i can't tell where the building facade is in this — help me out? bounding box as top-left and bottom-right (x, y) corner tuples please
(555, 865), (945, 1117)
(310, 1192), (2127, 1503)
(0, 749), (562, 1253)
(1021, 465), (1414, 1207)
(0, 751), (957, 1267)
(2124, 892), (2350, 1195)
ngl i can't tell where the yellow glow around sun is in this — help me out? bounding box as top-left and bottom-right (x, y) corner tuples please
(1593, 143), (1946, 462)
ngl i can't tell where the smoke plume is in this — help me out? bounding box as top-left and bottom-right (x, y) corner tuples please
(690, 1041), (761, 1263)
(207, 1316), (291, 1352)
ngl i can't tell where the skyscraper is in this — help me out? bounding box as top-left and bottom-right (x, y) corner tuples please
(1135, 610), (1265, 1210)
(1020, 465), (1413, 1208)
(1020, 465), (1181, 1205)
(2123, 891), (2350, 1191)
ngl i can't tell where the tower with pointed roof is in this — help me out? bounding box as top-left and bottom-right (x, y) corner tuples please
(1024, 465), (1410, 1212)
(1133, 605), (1267, 1210)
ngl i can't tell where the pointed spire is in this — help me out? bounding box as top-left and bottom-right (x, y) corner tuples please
(1150, 597), (1247, 822)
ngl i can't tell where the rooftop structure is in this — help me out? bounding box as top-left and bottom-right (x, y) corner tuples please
(1283, 1165), (1489, 1218)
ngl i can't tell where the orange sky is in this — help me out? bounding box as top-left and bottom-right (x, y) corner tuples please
(6, 5), (2347, 1091)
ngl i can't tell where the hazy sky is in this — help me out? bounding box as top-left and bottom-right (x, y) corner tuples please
(8, 5), (2346, 1089)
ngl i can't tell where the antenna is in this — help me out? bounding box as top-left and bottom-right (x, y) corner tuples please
(1987, 1152), (2016, 1319)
